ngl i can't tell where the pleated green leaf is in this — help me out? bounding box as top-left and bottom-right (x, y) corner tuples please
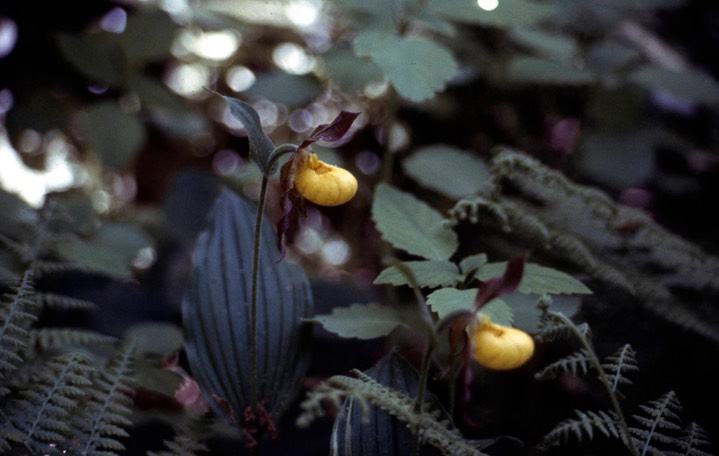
(182, 189), (313, 424)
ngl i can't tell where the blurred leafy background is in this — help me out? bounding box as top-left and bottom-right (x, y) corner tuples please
(1, 0), (719, 454)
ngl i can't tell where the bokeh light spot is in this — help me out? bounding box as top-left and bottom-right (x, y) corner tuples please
(273, 42), (315, 75)
(477, 0), (499, 11)
(226, 65), (256, 92)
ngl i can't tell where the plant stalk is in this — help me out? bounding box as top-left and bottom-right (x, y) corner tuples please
(556, 312), (639, 456)
(250, 176), (270, 405)
(411, 343), (433, 456)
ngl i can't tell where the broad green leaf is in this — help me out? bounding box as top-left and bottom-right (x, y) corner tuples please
(477, 262), (592, 295)
(78, 102), (146, 170)
(506, 56), (596, 85)
(57, 33), (124, 85)
(372, 183), (458, 260)
(246, 72), (322, 107)
(117, 9), (177, 64)
(353, 32), (458, 102)
(403, 145), (492, 199)
(125, 322), (184, 356)
(313, 303), (406, 340)
(630, 66), (719, 106)
(322, 48), (384, 93)
(427, 0), (556, 28)
(374, 260), (462, 288)
(577, 130), (656, 190)
(459, 253), (488, 274)
(56, 222), (153, 278)
(427, 287), (512, 325)
(508, 27), (578, 63)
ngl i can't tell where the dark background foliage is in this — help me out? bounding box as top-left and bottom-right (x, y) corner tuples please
(1, 0), (719, 454)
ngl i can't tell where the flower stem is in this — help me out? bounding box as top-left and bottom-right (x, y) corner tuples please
(250, 176), (269, 405)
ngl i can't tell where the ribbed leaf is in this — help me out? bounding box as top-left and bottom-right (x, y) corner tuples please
(331, 352), (442, 456)
(182, 189), (313, 425)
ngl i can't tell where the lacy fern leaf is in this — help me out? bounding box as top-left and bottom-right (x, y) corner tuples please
(72, 341), (136, 456)
(602, 344), (639, 398)
(146, 420), (210, 456)
(666, 422), (714, 456)
(6, 352), (94, 453)
(534, 348), (593, 380)
(0, 270), (39, 396)
(543, 409), (623, 447)
(630, 391), (683, 456)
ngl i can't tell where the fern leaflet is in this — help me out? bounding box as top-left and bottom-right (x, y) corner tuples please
(666, 422), (714, 456)
(72, 341), (136, 456)
(630, 391), (683, 456)
(602, 344), (639, 398)
(0, 270), (38, 396)
(534, 348), (593, 380)
(543, 409), (623, 447)
(6, 352), (94, 453)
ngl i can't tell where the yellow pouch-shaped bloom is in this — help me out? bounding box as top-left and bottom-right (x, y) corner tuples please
(295, 153), (357, 206)
(471, 315), (534, 370)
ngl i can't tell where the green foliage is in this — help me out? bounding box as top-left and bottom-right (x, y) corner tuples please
(537, 301), (714, 455)
(354, 32), (458, 102)
(298, 367), (489, 456)
(402, 145), (493, 199)
(475, 262), (593, 295)
(78, 102), (147, 170)
(5, 353), (94, 453)
(372, 183), (458, 261)
(56, 221), (153, 279)
(313, 302), (407, 340)
(426, 288), (512, 325)
(72, 341), (136, 456)
(375, 260), (462, 288)
(0, 271), (38, 396)
(448, 149), (719, 342)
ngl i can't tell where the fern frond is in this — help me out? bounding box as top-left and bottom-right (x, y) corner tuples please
(630, 391), (683, 456)
(72, 341), (136, 456)
(0, 266), (19, 287)
(0, 232), (30, 260)
(29, 329), (117, 352)
(7, 352), (94, 453)
(298, 370), (488, 456)
(542, 409), (624, 448)
(666, 422), (714, 456)
(535, 348), (593, 380)
(0, 270), (39, 395)
(602, 344), (639, 398)
(37, 292), (97, 310)
(146, 420), (210, 456)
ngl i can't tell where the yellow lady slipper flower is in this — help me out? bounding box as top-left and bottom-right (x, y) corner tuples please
(471, 315), (534, 370)
(294, 152), (358, 206)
